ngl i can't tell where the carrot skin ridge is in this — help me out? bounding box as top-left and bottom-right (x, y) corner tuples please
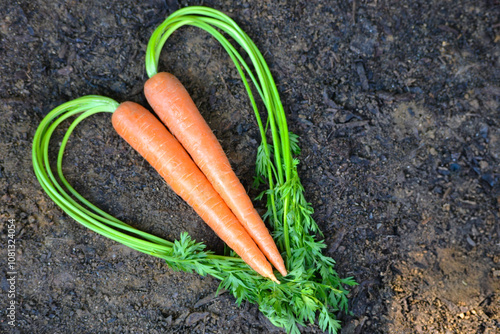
(144, 72), (287, 277)
(112, 101), (278, 283)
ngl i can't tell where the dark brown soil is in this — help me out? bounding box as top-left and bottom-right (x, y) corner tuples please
(1, 0), (499, 333)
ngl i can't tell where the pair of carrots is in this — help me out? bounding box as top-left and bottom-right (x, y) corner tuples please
(112, 72), (287, 282)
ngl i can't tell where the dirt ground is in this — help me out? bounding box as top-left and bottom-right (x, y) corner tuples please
(1, 0), (499, 333)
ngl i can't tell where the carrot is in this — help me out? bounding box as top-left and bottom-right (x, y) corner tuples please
(144, 72), (287, 277)
(112, 101), (279, 283)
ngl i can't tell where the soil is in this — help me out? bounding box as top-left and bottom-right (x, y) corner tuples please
(1, 0), (499, 333)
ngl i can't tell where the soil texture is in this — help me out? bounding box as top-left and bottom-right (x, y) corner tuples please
(1, 0), (499, 333)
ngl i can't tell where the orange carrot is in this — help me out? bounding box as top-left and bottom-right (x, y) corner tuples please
(144, 72), (287, 277)
(112, 101), (278, 283)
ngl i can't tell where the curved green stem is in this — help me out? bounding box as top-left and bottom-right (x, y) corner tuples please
(32, 95), (251, 261)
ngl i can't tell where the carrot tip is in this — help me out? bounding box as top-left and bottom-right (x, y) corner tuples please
(269, 274), (280, 284)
